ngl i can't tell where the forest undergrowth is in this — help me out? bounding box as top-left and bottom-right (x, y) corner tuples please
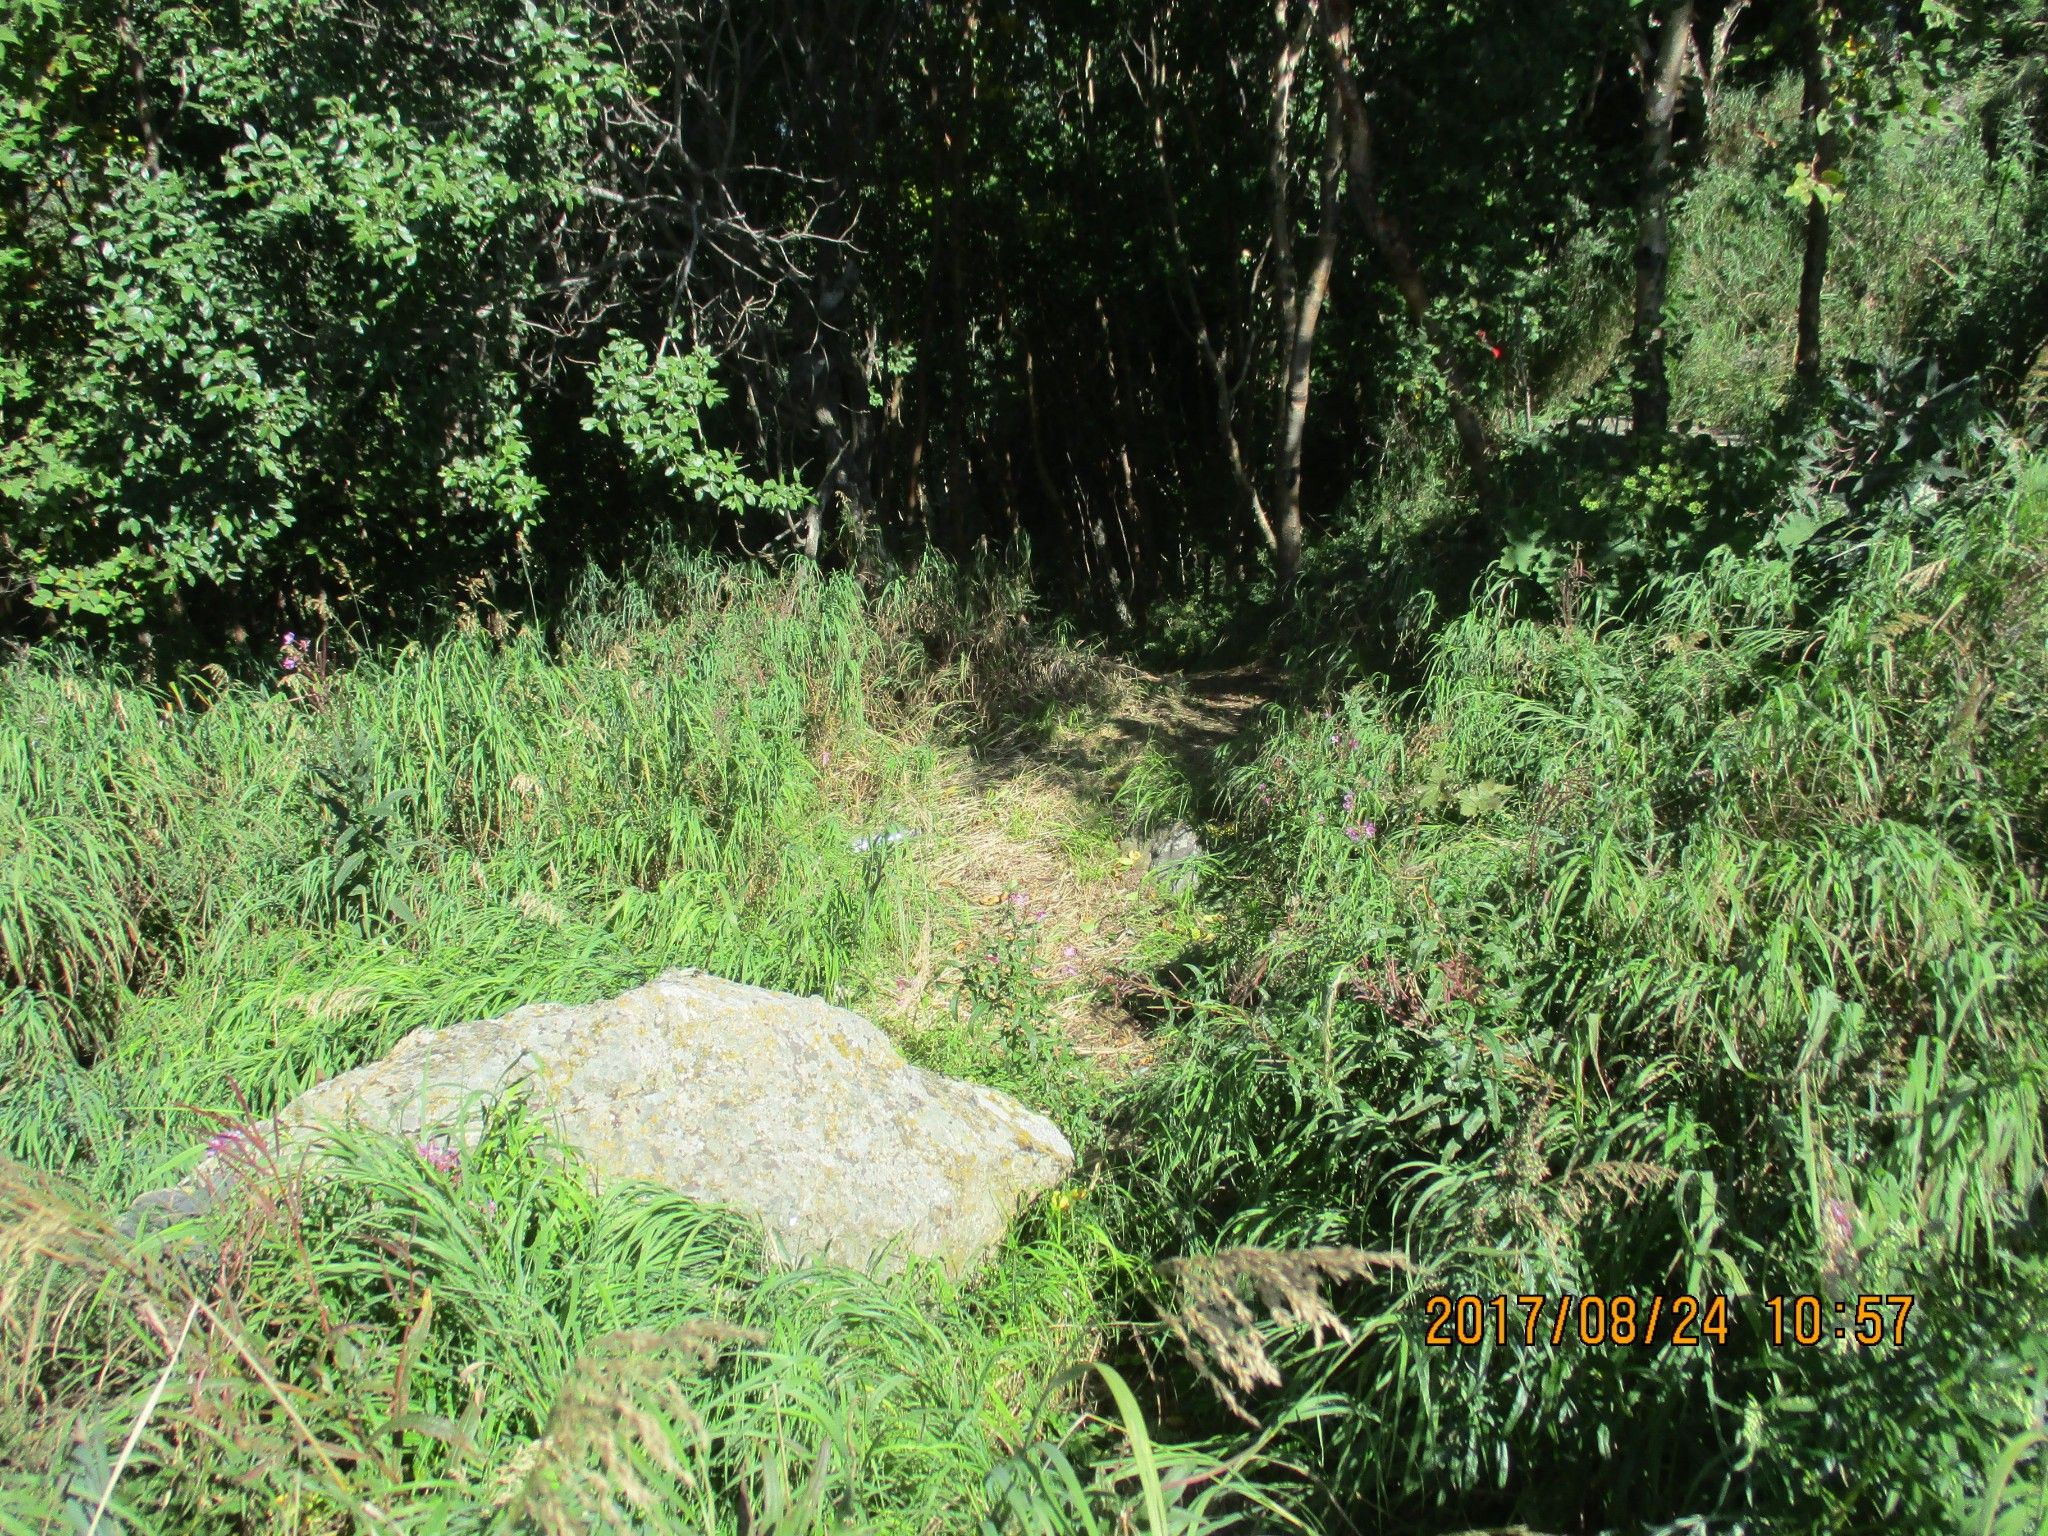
(1119, 439), (2048, 1534)
(4, 2), (2047, 1532)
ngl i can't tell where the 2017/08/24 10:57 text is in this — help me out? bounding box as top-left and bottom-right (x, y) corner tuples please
(1421, 1294), (1915, 1349)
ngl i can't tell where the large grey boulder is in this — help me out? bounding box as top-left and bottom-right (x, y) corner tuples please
(138, 970), (1073, 1276)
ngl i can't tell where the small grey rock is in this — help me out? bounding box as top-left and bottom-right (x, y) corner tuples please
(1142, 820), (1204, 894)
(116, 1183), (216, 1241)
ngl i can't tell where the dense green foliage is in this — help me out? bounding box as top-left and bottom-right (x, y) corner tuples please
(3, 0), (2047, 1531)
(1, 1), (630, 628)
(9, 1), (2036, 644)
(1125, 446), (2048, 1529)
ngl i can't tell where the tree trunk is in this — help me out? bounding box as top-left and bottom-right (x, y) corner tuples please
(932, 4), (981, 559)
(1794, 0), (1834, 387)
(1269, 134), (1339, 587)
(1632, 1), (1694, 438)
(1133, 46), (1276, 558)
(1098, 298), (1156, 614)
(115, 12), (162, 175)
(1317, 2), (1492, 487)
(1267, 5), (1336, 589)
(1697, 0), (1750, 126)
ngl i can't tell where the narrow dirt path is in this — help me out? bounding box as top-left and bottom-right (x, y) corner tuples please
(880, 659), (1286, 1067)
(987, 661), (1283, 795)
(1139, 662), (1287, 766)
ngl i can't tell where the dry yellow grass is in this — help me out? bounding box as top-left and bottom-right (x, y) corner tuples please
(816, 640), (1281, 1069)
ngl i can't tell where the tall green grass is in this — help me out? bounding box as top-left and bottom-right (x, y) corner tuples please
(1, 557), (958, 1198)
(11, 452), (2048, 1531)
(1114, 447), (2048, 1530)
(1671, 60), (2046, 435)
(0, 1104), (1174, 1533)
(0, 552), (1307, 1533)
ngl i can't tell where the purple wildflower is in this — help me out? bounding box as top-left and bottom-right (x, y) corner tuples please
(1824, 1198), (1856, 1259)
(1344, 820), (1378, 843)
(418, 1140), (461, 1175)
(207, 1125), (254, 1158)
(278, 631), (312, 678)
(1342, 790), (1356, 813)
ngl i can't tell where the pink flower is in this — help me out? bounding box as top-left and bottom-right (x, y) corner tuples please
(207, 1125), (255, 1158)
(1344, 820), (1377, 842)
(418, 1140), (461, 1175)
(1342, 790), (1356, 813)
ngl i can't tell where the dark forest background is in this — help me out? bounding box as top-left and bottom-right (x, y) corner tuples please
(6, 1), (2041, 661)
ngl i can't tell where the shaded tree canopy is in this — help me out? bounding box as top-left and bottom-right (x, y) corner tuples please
(1, 0), (2041, 651)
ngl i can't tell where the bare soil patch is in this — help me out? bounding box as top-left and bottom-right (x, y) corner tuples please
(879, 658), (1285, 1068)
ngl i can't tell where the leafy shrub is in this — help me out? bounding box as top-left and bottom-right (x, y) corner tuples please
(0, 2), (616, 631)
(582, 338), (807, 529)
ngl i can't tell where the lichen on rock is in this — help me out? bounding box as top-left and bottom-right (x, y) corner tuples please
(128, 970), (1074, 1276)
